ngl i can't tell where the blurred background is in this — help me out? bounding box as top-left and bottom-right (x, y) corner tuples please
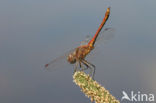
(0, 0), (156, 103)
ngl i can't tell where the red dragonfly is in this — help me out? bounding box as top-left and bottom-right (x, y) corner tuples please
(45, 7), (111, 79)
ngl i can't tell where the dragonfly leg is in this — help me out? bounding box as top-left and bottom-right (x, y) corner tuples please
(79, 61), (82, 68)
(82, 62), (89, 71)
(79, 61), (87, 71)
(74, 61), (79, 73)
(81, 59), (96, 80)
(79, 58), (90, 71)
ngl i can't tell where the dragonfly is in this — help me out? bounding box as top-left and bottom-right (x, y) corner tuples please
(45, 7), (111, 79)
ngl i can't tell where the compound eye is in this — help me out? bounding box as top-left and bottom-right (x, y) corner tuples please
(69, 54), (73, 59)
(73, 51), (76, 55)
(67, 54), (72, 60)
(67, 54), (76, 64)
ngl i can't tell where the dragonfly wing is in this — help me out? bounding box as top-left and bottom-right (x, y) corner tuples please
(45, 48), (75, 72)
(94, 27), (115, 46)
(80, 35), (91, 46)
(85, 28), (115, 61)
(82, 28), (115, 46)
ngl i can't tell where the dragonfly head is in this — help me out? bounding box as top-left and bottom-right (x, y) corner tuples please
(67, 52), (76, 64)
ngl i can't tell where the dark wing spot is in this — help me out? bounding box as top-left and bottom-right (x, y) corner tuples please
(45, 64), (49, 68)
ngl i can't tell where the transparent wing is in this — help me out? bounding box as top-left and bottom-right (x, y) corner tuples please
(95, 27), (115, 46)
(82, 28), (115, 46)
(44, 48), (75, 72)
(45, 28), (115, 71)
(85, 27), (115, 61)
(80, 35), (91, 46)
